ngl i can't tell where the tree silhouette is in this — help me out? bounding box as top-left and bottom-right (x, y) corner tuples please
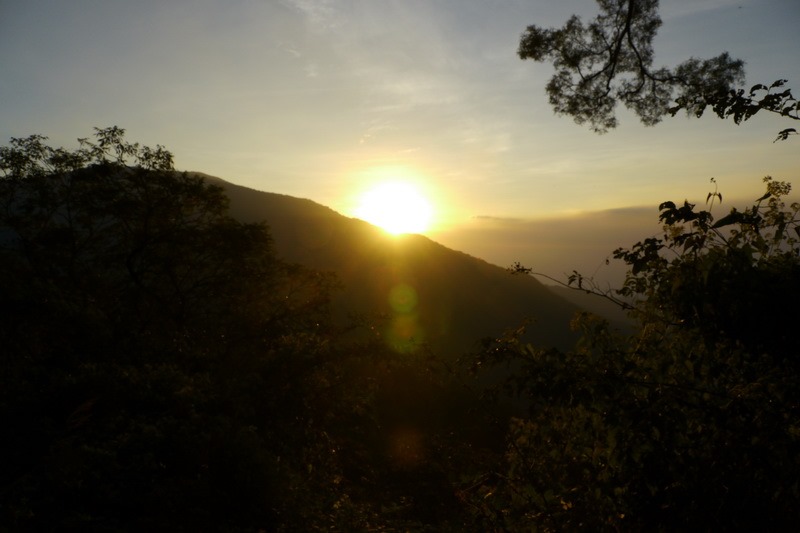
(463, 3), (800, 527)
(519, 0), (798, 139)
(0, 128), (347, 530)
(471, 178), (800, 531)
(0, 127), (493, 531)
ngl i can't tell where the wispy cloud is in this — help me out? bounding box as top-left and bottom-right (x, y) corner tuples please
(280, 0), (340, 30)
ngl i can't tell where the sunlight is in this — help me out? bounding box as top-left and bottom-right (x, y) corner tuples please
(354, 181), (433, 234)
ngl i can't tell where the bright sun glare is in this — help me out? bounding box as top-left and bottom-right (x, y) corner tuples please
(354, 182), (433, 235)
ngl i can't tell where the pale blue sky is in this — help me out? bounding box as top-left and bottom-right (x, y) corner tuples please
(1, 0), (798, 280)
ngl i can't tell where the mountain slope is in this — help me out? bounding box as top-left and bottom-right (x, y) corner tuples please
(202, 175), (581, 356)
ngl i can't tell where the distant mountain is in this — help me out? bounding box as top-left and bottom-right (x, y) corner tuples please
(200, 174), (582, 356)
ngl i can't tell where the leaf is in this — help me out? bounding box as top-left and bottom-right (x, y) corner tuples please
(773, 128), (797, 142)
(775, 221), (787, 243)
(770, 79), (788, 88)
(711, 210), (744, 229)
(756, 192), (772, 202)
(749, 83), (768, 94)
(744, 105), (761, 119)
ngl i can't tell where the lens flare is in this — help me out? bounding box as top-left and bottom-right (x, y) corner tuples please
(385, 283), (424, 352)
(388, 284), (418, 314)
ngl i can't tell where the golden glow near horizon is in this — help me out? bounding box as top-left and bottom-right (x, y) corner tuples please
(354, 178), (434, 235)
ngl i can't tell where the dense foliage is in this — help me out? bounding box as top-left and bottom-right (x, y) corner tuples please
(4, 126), (795, 531)
(519, 0), (799, 139)
(471, 178), (800, 530)
(0, 128), (484, 531)
(506, 4), (800, 527)
(0, 128), (330, 529)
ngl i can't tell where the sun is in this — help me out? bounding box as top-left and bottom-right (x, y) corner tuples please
(354, 181), (433, 234)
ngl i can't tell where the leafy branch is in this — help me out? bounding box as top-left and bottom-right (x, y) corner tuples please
(668, 79), (799, 141)
(519, 0), (797, 140)
(510, 261), (636, 312)
(0, 126), (174, 180)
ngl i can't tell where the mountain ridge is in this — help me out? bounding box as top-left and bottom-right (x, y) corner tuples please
(198, 173), (582, 355)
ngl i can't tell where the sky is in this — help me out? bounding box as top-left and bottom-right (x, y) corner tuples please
(1, 0), (798, 284)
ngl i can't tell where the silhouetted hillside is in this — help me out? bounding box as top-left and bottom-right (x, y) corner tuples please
(200, 174), (581, 356)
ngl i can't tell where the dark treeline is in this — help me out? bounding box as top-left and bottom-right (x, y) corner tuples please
(3, 124), (800, 531)
(5, 2), (800, 529)
(0, 128), (503, 531)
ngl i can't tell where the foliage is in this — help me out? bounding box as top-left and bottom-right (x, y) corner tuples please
(471, 179), (800, 530)
(500, 5), (800, 527)
(668, 80), (799, 142)
(518, 0), (798, 137)
(0, 128), (485, 531)
(0, 127), (334, 529)
(614, 176), (800, 356)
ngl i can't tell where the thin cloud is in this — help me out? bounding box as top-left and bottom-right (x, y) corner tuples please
(281, 0), (340, 30)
